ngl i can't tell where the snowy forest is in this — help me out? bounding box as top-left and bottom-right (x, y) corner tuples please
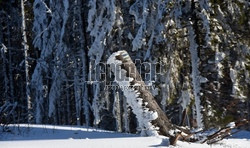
(0, 0), (250, 144)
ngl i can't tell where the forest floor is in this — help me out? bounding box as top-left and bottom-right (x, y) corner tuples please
(0, 124), (250, 148)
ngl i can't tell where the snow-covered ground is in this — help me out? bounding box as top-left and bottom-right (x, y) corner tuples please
(0, 124), (249, 148)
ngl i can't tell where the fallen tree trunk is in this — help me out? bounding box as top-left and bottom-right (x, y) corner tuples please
(107, 50), (182, 144)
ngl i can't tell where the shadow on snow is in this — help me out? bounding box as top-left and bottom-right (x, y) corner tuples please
(0, 124), (137, 141)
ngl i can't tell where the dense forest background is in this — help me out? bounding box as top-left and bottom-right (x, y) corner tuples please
(0, 0), (249, 134)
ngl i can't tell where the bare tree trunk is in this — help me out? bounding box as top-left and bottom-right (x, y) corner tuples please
(73, 57), (81, 126)
(113, 90), (122, 132)
(66, 80), (71, 125)
(0, 44), (9, 99)
(6, 13), (14, 100)
(21, 0), (32, 123)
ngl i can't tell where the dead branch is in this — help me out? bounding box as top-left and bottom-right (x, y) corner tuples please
(202, 119), (249, 144)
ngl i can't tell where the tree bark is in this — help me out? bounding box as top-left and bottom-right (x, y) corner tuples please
(21, 0), (32, 123)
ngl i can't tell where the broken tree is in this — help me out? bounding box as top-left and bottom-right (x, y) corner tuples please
(107, 50), (181, 142)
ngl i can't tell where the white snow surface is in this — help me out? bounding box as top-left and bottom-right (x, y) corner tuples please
(1, 124), (250, 148)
